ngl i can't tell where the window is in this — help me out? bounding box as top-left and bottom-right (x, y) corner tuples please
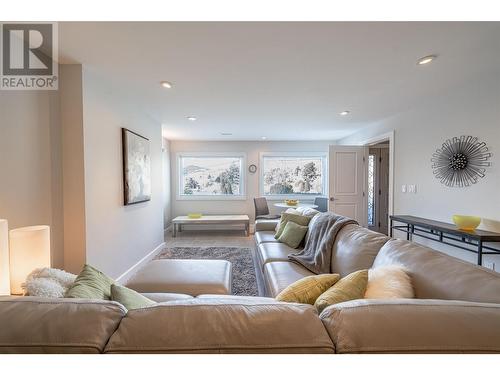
(177, 153), (246, 200)
(260, 153), (327, 198)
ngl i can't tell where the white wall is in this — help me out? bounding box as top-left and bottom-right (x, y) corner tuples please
(0, 66), (165, 279)
(60, 65), (87, 274)
(339, 69), (500, 268)
(81, 68), (165, 278)
(169, 141), (333, 225)
(0, 90), (64, 268)
(162, 137), (172, 230)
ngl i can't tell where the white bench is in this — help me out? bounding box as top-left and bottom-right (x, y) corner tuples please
(172, 215), (250, 237)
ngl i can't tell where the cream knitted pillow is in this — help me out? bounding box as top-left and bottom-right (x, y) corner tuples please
(364, 265), (414, 299)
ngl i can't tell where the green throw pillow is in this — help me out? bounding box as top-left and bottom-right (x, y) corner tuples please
(276, 274), (341, 304)
(65, 264), (115, 300)
(275, 212), (312, 239)
(277, 221), (309, 249)
(314, 269), (368, 313)
(111, 284), (156, 310)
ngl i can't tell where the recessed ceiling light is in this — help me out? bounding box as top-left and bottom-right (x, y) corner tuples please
(340, 111), (350, 116)
(220, 132), (232, 136)
(187, 116), (197, 121)
(417, 55), (437, 65)
(261, 136), (267, 140)
(160, 81), (173, 88)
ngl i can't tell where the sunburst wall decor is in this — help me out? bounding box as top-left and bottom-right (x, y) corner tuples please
(431, 136), (492, 187)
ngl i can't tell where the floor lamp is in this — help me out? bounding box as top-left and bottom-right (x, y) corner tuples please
(9, 225), (51, 295)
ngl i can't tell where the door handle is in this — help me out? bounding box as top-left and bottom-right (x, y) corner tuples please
(329, 197), (337, 201)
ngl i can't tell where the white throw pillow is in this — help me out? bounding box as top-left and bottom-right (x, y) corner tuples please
(22, 267), (77, 297)
(364, 265), (414, 299)
(297, 207), (320, 217)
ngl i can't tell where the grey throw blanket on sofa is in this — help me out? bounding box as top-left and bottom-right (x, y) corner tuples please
(288, 212), (358, 274)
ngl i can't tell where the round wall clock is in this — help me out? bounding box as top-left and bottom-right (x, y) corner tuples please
(248, 164), (257, 173)
(431, 135), (492, 187)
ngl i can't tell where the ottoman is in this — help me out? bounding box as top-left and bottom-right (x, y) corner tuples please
(126, 259), (232, 296)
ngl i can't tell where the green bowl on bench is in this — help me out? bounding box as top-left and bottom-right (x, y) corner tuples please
(188, 213), (202, 219)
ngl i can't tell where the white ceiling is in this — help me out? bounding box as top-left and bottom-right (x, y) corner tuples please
(58, 22), (500, 141)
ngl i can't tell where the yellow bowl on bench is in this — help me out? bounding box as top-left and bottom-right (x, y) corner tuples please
(452, 215), (481, 231)
(187, 213), (202, 219)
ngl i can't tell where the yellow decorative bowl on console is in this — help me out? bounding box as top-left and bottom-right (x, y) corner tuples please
(187, 213), (202, 219)
(452, 215), (481, 231)
(285, 199), (299, 206)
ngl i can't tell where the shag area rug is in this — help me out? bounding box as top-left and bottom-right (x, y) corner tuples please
(156, 247), (259, 296)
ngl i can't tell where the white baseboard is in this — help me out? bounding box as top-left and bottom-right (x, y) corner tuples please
(115, 242), (166, 285)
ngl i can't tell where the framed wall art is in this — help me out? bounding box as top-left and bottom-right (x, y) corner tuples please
(122, 128), (151, 205)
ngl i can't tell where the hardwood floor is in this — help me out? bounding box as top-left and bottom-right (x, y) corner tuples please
(165, 228), (255, 248)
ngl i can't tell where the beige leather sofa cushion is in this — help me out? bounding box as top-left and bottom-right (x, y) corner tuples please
(255, 231), (279, 245)
(126, 259), (232, 296)
(320, 298), (500, 353)
(0, 296), (125, 354)
(140, 292), (193, 303)
(196, 294), (276, 303)
(105, 298), (334, 353)
(373, 239), (500, 303)
(264, 261), (315, 297)
(331, 224), (390, 276)
(257, 242), (296, 269)
(255, 219), (280, 232)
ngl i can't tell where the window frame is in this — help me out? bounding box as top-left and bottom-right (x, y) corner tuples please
(259, 151), (328, 200)
(176, 152), (247, 201)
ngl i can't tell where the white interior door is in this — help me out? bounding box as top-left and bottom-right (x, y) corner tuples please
(328, 145), (368, 227)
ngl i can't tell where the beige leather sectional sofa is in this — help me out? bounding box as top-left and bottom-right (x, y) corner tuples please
(1, 220), (500, 353)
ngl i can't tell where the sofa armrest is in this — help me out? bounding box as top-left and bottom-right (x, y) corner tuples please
(320, 298), (500, 353)
(255, 219), (279, 232)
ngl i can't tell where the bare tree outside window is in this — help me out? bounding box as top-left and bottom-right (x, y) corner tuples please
(180, 156), (244, 197)
(262, 156), (325, 196)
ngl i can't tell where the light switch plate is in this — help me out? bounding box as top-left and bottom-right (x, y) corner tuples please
(401, 185), (407, 193)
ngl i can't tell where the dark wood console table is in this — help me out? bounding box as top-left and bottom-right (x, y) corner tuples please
(390, 215), (500, 266)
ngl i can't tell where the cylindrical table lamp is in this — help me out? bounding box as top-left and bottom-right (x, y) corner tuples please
(9, 225), (51, 295)
(0, 219), (10, 295)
